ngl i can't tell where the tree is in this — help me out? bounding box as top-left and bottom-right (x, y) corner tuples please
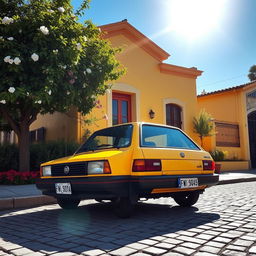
(0, 0), (124, 172)
(248, 65), (256, 81)
(193, 109), (214, 147)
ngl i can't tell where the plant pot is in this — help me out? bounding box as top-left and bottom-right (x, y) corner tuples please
(215, 163), (221, 174)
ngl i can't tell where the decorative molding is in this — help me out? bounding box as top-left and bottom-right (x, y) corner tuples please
(159, 63), (203, 79)
(100, 20), (170, 62)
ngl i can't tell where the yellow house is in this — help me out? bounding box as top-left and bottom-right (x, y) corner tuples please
(29, 20), (203, 144)
(198, 80), (256, 170)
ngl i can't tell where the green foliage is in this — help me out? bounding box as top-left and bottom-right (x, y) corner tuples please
(0, 0), (124, 171)
(0, 0), (124, 116)
(248, 65), (256, 81)
(210, 149), (225, 161)
(0, 140), (79, 171)
(193, 109), (214, 146)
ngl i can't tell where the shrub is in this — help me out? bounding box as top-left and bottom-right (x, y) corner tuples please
(210, 149), (225, 161)
(0, 140), (79, 172)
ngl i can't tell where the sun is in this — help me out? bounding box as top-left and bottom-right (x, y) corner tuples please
(166, 0), (227, 41)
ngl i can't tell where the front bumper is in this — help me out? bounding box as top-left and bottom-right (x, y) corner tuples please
(36, 174), (219, 199)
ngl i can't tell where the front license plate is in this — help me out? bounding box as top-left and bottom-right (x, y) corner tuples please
(55, 183), (72, 195)
(178, 178), (199, 188)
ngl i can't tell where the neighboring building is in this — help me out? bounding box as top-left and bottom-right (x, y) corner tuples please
(30, 20), (203, 144)
(198, 80), (256, 169)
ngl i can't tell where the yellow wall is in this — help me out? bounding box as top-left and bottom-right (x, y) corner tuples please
(30, 109), (78, 142)
(197, 90), (249, 161)
(81, 34), (199, 143)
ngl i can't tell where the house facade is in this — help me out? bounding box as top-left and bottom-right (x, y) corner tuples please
(30, 20), (203, 144)
(198, 81), (256, 170)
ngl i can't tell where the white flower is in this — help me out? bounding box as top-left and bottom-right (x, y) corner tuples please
(4, 56), (11, 63)
(8, 59), (14, 64)
(67, 91), (70, 95)
(7, 37), (14, 41)
(53, 49), (58, 54)
(86, 68), (92, 74)
(103, 114), (108, 120)
(19, 29), (22, 33)
(31, 53), (39, 62)
(83, 36), (87, 41)
(0, 100), (6, 104)
(2, 17), (14, 25)
(48, 9), (54, 13)
(35, 100), (42, 104)
(13, 57), (21, 65)
(26, 92), (30, 96)
(58, 7), (65, 13)
(0, 36), (3, 39)
(76, 43), (82, 50)
(106, 89), (111, 94)
(8, 87), (15, 93)
(39, 26), (49, 35)
(48, 90), (52, 95)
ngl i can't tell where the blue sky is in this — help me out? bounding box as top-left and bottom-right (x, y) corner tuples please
(73, 0), (256, 94)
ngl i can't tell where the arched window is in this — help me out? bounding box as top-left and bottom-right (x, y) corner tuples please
(166, 104), (182, 128)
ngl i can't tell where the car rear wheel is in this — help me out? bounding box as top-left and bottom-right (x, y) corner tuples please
(57, 198), (80, 209)
(114, 197), (134, 218)
(173, 191), (200, 207)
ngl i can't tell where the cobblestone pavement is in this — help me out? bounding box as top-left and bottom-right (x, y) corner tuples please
(1, 182), (256, 256)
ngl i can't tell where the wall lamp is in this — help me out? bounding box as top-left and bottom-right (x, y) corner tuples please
(149, 109), (155, 119)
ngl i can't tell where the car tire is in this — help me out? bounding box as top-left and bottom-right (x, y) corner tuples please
(173, 191), (200, 207)
(57, 198), (80, 209)
(114, 197), (134, 218)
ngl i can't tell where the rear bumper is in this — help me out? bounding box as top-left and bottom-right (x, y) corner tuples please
(36, 174), (219, 200)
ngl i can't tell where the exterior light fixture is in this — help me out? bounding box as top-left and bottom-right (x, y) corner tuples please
(149, 109), (155, 119)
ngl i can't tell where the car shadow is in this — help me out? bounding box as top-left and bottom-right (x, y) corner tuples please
(0, 200), (220, 254)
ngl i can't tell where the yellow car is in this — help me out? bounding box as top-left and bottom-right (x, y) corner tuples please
(36, 122), (219, 217)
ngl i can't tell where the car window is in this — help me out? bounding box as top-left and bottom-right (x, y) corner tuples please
(76, 124), (133, 153)
(141, 125), (199, 150)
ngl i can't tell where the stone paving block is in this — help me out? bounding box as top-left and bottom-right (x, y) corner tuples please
(172, 246), (196, 255)
(142, 246), (167, 255)
(126, 243), (149, 250)
(177, 236), (206, 244)
(162, 253), (184, 256)
(130, 253), (151, 256)
(163, 238), (183, 245)
(213, 236), (232, 243)
(155, 242), (176, 249)
(232, 239), (254, 247)
(199, 245), (221, 254)
(250, 246), (256, 253)
(1, 242), (21, 251)
(226, 244), (246, 251)
(221, 250), (247, 256)
(194, 253), (217, 256)
(206, 241), (226, 248)
(51, 253), (76, 256)
(182, 242), (201, 249)
(138, 239), (158, 246)
(83, 249), (106, 256)
(110, 247), (136, 256)
(11, 247), (34, 256)
(196, 234), (214, 240)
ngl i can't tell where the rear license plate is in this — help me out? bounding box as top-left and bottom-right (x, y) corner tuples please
(55, 183), (72, 195)
(178, 178), (199, 188)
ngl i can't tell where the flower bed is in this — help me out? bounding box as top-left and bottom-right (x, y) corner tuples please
(0, 170), (39, 185)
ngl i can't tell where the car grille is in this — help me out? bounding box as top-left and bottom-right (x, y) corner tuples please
(51, 162), (86, 176)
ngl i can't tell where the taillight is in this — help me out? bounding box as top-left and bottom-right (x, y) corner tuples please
(203, 160), (215, 171)
(132, 159), (162, 172)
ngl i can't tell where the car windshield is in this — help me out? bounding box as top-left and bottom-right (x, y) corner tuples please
(75, 124), (133, 153)
(141, 124), (200, 150)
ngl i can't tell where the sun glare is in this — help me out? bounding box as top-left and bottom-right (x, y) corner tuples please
(166, 0), (227, 41)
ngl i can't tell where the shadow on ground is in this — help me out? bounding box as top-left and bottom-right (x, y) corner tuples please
(0, 200), (220, 254)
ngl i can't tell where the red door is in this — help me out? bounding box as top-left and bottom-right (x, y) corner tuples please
(112, 93), (131, 125)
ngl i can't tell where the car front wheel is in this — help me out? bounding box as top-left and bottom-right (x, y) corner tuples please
(57, 198), (80, 209)
(173, 191), (200, 207)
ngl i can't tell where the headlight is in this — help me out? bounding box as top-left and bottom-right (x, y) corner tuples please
(42, 166), (52, 176)
(88, 161), (111, 174)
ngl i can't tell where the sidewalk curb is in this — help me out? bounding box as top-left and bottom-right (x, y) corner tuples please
(218, 177), (256, 185)
(0, 195), (56, 211)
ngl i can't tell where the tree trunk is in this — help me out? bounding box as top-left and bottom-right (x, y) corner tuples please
(18, 122), (30, 172)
